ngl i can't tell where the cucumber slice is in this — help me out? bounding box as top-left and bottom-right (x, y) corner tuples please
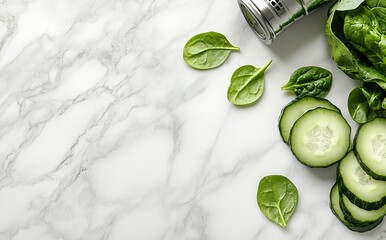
(340, 192), (386, 224)
(354, 118), (386, 180)
(337, 151), (386, 210)
(330, 183), (382, 232)
(279, 96), (340, 143)
(289, 108), (351, 167)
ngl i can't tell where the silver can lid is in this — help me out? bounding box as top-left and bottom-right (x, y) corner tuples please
(238, 0), (305, 44)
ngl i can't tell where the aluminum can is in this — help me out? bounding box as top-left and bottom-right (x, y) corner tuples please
(238, 0), (330, 44)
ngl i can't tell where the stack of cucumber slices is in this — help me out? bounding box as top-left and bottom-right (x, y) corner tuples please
(279, 96), (386, 232)
(332, 118), (386, 232)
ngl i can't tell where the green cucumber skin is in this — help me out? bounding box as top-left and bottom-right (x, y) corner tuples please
(339, 215), (382, 233)
(278, 102), (291, 144)
(330, 184), (383, 232)
(288, 108), (350, 168)
(336, 166), (386, 210)
(354, 149), (386, 181)
(278, 96), (340, 144)
(338, 191), (385, 225)
(353, 119), (386, 181)
(291, 150), (343, 168)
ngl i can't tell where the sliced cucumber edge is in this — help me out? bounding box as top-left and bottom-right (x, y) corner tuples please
(336, 167), (386, 210)
(278, 96), (340, 144)
(330, 183), (383, 232)
(353, 118), (386, 181)
(289, 107), (350, 168)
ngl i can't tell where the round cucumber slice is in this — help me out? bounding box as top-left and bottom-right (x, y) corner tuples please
(337, 151), (386, 210)
(289, 107), (351, 167)
(354, 118), (386, 180)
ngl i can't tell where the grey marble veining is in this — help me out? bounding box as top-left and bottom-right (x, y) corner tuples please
(0, 0), (384, 239)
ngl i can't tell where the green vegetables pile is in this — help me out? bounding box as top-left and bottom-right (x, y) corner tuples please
(182, 3), (386, 230)
(325, 0), (386, 232)
(326, 0), (386, 123)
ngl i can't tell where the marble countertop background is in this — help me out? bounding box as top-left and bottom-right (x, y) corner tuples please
(0, 0), (384, 239)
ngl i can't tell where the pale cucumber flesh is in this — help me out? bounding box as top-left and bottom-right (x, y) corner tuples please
(355, 118), (386, 180)
(338, 151), (386, 210)
(289, 107), (350, 167)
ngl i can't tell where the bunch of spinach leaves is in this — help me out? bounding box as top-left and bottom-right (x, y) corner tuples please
(325, 0), (386, 123)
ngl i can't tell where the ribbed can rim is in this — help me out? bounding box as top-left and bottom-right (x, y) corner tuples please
(237, 0), (275, 44)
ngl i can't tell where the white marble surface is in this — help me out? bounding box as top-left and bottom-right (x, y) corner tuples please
(0, 0), (384, 239)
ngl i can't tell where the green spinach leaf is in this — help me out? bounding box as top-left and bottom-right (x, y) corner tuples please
(343, 5), (386, 74)
(325, 9), (361, 80)
(183, 31), (240, 70)
(373, 9), (386, 34)
(227, 60), (272, 106)
(365, 0), (386, 8)
(357, 63), (386, 88)
(335, 0), (364, 11)
(348, 87), (377, 123)
(257, 175), (298, 228)
(383, 97), (386, 109)
(360, 82), (386, 110)
(367, 0), (386, 33)
(375, 109), (386, 117)
(281, 66), (333, 98)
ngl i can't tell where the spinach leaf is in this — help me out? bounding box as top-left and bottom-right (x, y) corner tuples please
(325, 9), (361, 80)
(348, 87), (377, 123)
(383, 97), (386, 109)
(371, 7), (386, 34)
(335, 0), (364, 11)
(360, 82), (386, 110)
(365, 0), (386, 8)
(183, 31), (240, 70)
(227, 60), (272, 106)
(343, 6), (386, 74)
(375, 109), (386, 117)
(357, 63), (386, 88)
(281, 66), (333, 98)
(366, 0), (386, 34)
(257, 175), (298, 228)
